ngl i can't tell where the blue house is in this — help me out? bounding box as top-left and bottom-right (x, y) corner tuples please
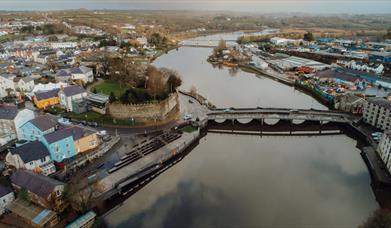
(42, 126), (76, 163)
(20, 114), (58, 141)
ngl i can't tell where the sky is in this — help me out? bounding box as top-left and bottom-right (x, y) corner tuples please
(1, 0), (391, 14)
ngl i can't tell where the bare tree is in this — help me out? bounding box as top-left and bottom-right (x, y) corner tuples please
(147, 66), (166, 100)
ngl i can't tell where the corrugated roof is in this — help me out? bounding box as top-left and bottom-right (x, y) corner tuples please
(29, 114), (58, 132)
(11, 141), (50, 163)
(10, 170), (64, 199)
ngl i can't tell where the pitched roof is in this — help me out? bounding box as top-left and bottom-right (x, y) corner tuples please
(70, 66), (92, 74)
(60, 85), (86, 97)
(35, 89), (60, 101)
(10, 141), (50, 163)
(10, 170), (64, 199)
(368, 97), (391, 110)
(0, 185), (13, 198)
(56, 69), (71, 77)
(43, 127), (73, 144)
(43, 125), (95, 144)
(0, 105), (18, 120)
(29, 114), (58, 132)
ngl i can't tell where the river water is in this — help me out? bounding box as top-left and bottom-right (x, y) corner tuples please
(104, 33), (378, 227)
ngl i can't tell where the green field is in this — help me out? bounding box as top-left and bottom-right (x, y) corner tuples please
(93, 80), (128, 98)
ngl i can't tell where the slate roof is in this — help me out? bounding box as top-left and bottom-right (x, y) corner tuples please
(61, 85), (86, 97)
(35, 89), (60, 101)
(70, 66), (91, 74)
(43, 125), (95, 144)
(0, 105), (18, 120)
(13, 77), (34, 83)
(0, 185), (13, 198)
(56, 69), (71, 77)
(368, 97), (391, 110)
(29, 114), (58, 132)
(10, 141), (50, 163)
(10, 170), (64, 199)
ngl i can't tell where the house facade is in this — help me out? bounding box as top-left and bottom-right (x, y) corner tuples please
(0, 185), (14, 215)
(70, 66), (94, 83)
(6, 141), (56, 176)
(0, 73), (16, 98)
(42, 127), (76, 163)
(13, 76), (35, 93)
(0, 106), (35, 146)
(378, 131), (391, 174)
(33, 89), (60, 109)
(58, 85), (87, 113)
(71, 126), (99, 154)
(20, 114), (58, 141)
(363, 98), (391, 130)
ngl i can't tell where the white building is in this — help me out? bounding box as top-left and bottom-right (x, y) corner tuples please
(270, 37), (302, 46)
(0, 74), (16, 98)
(5, 141), (55, 176)
(0, 106), (35, 146)
(50, 42), (78, 49)
(70, 66), (94, 83)
(363, 98), (391, 130)
(0, 185), (14, 215)
(378, 130), (391, 173)
(58, 85), (87, 112)
(13, 77), (35, 93)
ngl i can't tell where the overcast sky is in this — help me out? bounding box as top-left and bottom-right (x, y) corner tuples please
(1, 0), (391, 14)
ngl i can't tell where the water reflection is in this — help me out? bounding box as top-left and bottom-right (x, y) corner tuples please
(154, 47), (326, 109)
(105, 135), (377, 228)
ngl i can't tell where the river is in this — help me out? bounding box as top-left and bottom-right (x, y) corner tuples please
(104, 33), (378, 227)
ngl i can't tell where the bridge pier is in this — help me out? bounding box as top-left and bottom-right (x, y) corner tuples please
(319, 120), (323, 134)
(290, 119), (293, 135)
(232, 119), (235, 133)
(260, 118), (263, 136)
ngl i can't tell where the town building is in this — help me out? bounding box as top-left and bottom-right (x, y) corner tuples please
(7, 198), (58, 228)
(87, 93), (109, 114)
(363, 98), (391, 130)
(0, 105), (35, 146)
(0, 73), (16, 98)
(70, 66), (94, 83)
(20, 114), (59, 141)
(369, 52), (391, 63)
(0, 185), (14, 215)
(10, 170), (65, 211)
(13, 76), (35, 93)
(6, 140), (56, 176)
(58, 85), (87, 113)
(42, 127), (77, 163)
(378, 130), (391, 174)
(71, 125), (99, 154)
(33, 88), (60, 109)
(55, 69), (72, 82)
(334, 94), (366, 114)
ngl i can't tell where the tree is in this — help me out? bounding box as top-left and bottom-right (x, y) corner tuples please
(360, 209), (391, 228)
(19, 187), (30, 202)
(303, 32), (315, 42)
(147, 67), (166, 100)
(92, 88), (97, 94)
(161, 68), (182, 93)
(386, 28), (391, 39)
(109, 92), (116, 103)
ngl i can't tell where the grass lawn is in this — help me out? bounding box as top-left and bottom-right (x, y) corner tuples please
(65, 111), (140, 126)
(93, 80), (128, 98)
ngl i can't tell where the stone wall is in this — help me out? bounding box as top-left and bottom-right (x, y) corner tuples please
(108, 93), (179, 121)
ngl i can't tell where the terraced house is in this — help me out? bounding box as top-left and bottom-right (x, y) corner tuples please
(33, 88), (60, 109)
(20, 114), (58, 141)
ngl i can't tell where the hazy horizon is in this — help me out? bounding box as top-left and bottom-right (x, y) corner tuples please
(1, 0), (391, 14)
